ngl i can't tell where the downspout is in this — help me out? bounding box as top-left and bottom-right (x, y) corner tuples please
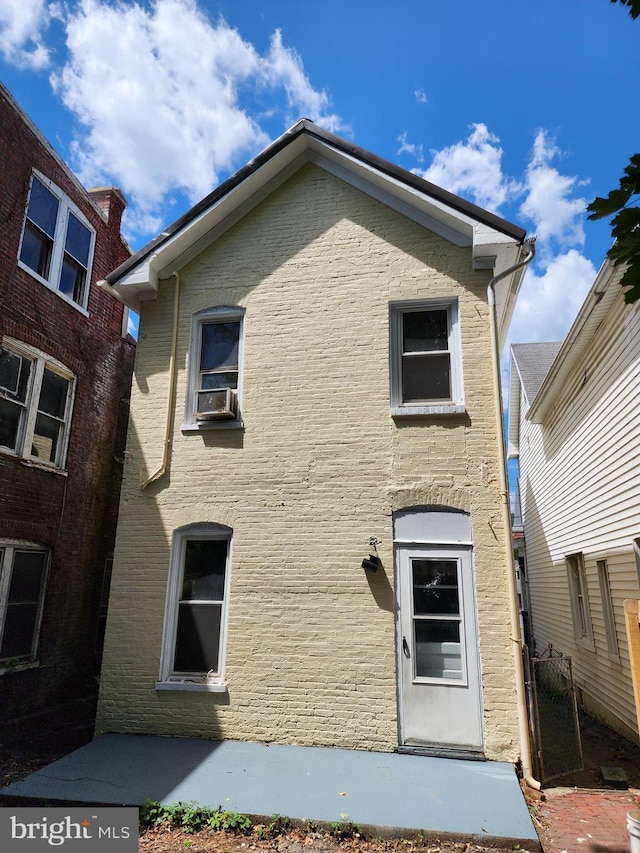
(141, 271), (180, 489)
(487, 237), (540, 790)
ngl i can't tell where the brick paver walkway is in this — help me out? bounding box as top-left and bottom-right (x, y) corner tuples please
(538, 789), (639, 853)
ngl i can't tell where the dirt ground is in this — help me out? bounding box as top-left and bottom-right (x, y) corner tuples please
(136, 826), (518, 853)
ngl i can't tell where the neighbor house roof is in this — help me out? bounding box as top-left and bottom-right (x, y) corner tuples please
(102, 119), (527, 343)
(507, 255), (628, 459)
(507, 342), (562, 459)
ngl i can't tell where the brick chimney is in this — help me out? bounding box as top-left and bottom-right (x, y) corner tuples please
(88, 186), (127, 233)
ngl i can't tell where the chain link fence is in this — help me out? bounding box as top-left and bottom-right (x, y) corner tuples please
(525, 646), (583, 784)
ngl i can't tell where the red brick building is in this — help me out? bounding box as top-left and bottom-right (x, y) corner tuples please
(0, 83), (135, 737)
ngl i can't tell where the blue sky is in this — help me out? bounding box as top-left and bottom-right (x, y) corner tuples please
(1, 0), (638, 359)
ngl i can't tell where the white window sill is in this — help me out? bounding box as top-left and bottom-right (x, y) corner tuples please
(0, 660), (39, 676)
(155, 680), (227, 693)
(391, 404), (466, 417)
(181, 421), (244, 433)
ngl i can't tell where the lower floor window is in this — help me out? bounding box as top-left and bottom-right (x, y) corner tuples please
(158, 523), (232, 689)
(0, 543), (49, 663)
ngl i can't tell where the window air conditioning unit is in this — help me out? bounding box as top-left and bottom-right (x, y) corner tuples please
(195, 388), (237, 420)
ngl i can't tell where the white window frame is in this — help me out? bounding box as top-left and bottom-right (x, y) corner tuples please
(0, 337), (75, 470)
(156, 523), (232, 692)
(566, 552), (594, 650)
(182, 306), (245, 431)
(597, 559), (619, 659)
(18, 170), (95, 313)
(0, 541), (50, 670)
(389, 298), (464, 416)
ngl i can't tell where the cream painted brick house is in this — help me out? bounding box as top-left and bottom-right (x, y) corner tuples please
(97, 121), (533, 764)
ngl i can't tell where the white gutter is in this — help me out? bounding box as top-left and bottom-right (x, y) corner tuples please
(487, 237), (540, 790)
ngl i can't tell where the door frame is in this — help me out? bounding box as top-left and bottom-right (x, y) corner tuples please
(393, 506), (484, 754)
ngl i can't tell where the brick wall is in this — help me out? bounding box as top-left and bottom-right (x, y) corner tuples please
(97, 164), (520, 760)
(0, 84), (135, 729)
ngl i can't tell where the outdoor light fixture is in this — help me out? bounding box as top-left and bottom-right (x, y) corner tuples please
(361, 554), (380, 571)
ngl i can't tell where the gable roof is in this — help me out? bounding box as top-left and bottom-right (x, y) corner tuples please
(507, 342), (562, 458)
(512, 342), (563, 404)
(102, 119), (527, 339)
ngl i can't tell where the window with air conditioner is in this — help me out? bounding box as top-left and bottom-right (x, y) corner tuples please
(0, 338), (75, 469)
(183, 306), (245, 430)
(18, 172), (95, 311)
(156, 523), (232, 692)
(390, 299), (464, 416)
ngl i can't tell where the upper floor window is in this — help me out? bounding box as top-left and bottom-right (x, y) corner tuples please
(18, 172), (95, 310)
(0, 543), (50, 665)
(0, 339), (75, 469)
(183, 307), (245, 430)
(390, 299), (464, 416)
(157, 523), (232, 692)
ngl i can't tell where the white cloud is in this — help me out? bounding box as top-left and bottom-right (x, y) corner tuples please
(519, 130), (588, 253)
(505, 249), (597, 351)
(262, 29), (344, 133)
(0, 0), (51, 69)
(397, 131), (424, 163)
(50, 0), (343, 241)
(501, 251), (596, 408)
(414, 89), (427, 104)
(414, 123), (521, 214)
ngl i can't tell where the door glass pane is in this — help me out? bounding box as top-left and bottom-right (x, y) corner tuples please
(414, 620), (462, 679)
(403, 310), (448, 352)
(412, 559), (459, 614)
(402, 353), (451, 402)
(200, 322), (240, 371)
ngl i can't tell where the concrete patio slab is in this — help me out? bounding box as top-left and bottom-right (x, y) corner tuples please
(0, 734), (539, 848)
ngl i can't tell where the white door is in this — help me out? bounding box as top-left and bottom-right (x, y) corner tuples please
(397, 544), (483, 752)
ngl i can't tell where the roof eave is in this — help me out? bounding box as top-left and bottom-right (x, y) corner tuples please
(107, 120), (525, 312)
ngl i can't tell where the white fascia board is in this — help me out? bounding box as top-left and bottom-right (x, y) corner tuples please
(110, 132), (522, 310)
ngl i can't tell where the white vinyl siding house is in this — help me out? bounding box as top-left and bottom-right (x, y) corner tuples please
(509, 259), (640, 743)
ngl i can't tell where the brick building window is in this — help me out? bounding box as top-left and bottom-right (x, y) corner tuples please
(18, 172), (95, 310)
(0, 543), (50, 665)
(182, 306), (245, 430)
(0, 338), (75, 469)
(390, 299), (464, 416)
(156, 523), (232, 692)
